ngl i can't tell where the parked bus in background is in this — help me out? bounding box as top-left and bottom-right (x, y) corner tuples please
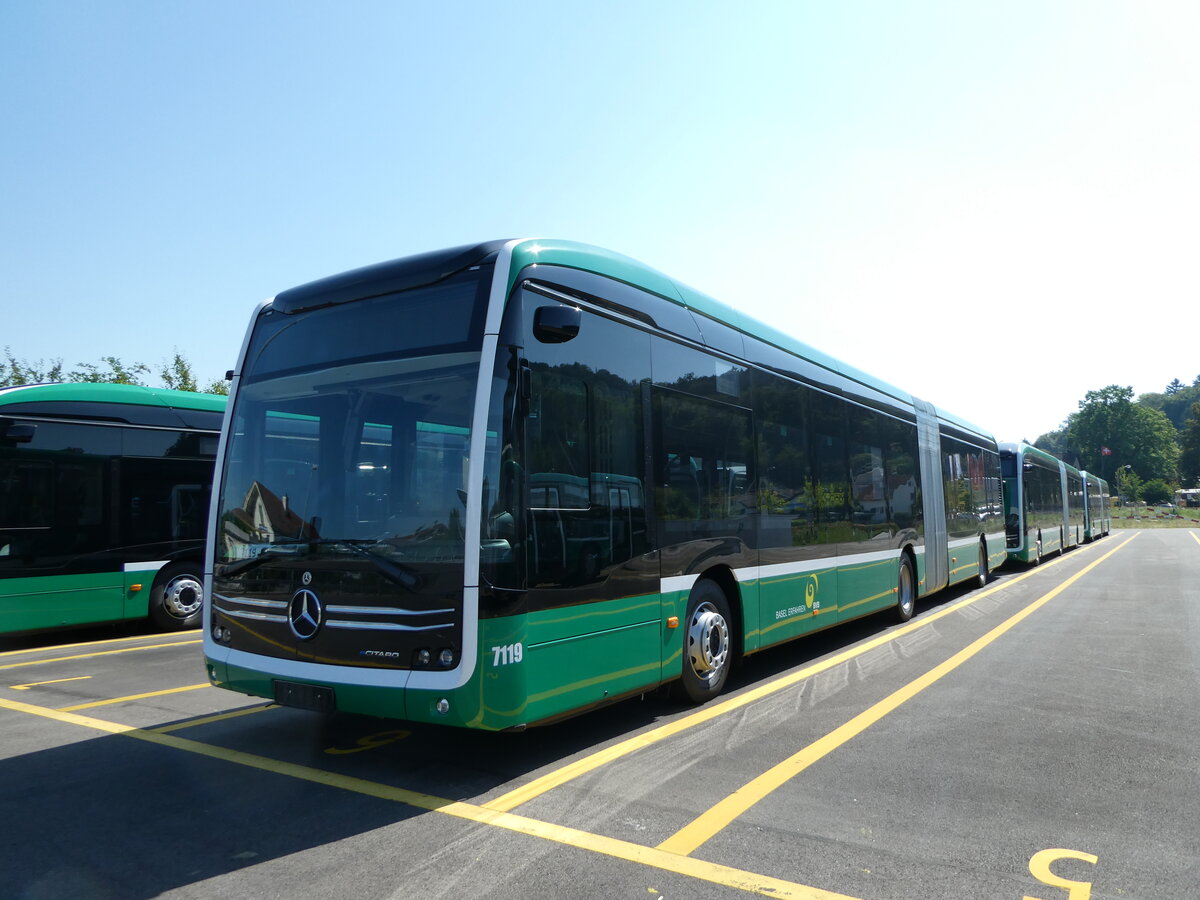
(0, 383), (225, 635)
(1081, 471), (1111, 542)
(204, 239), (1005, 730)
(999, 441), (1085, 564)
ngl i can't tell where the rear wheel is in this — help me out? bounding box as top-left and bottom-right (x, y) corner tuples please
(678, 579), (733, 704)
(149, 562), (204, 631)
(976, 542), (989, 589)
(894, 556), (916, 622)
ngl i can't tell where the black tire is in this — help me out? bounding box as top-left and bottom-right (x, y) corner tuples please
(149, 562), (204, 631)
(894, 555), (916, 622)
(976, 542), (989, 589)
(677, 579), (733, 704)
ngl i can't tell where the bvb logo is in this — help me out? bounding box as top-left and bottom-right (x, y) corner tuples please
(804, 574), (820, 612)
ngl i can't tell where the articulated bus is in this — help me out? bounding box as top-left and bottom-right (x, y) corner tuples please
(204, 239), (1005, 730)
(1081, 470), (1112, 542)
(999, 441), (1094, 564)
(1, 383), (225, 635)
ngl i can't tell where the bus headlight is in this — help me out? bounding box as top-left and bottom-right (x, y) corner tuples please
(439, 648), (455, 667)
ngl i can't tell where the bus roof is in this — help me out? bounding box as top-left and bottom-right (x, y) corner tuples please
(507, 239), (994, 440)
(0, 382), (226, 413)
(999, 441), (1080, 475)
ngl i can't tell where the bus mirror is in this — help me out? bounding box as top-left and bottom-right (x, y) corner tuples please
(533, 305), (581, 343)
(0, 418), (35, 444)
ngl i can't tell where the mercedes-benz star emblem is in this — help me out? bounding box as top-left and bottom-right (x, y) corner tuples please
(288, 588), (323, 641)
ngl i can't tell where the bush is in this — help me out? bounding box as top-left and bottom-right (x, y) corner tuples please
(1141, 479), (1174, 506)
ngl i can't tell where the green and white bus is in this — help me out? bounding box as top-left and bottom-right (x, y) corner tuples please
(1, 382), (225, 635)
(204, 239), (1005, 730)
(1080, 471), (1111, 542)
(999, 441), (1086, 564)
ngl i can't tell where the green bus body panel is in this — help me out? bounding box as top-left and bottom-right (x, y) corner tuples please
(0, 570), (155, 633)
(210, 542), (980, 729)
(213, 596), (665, 731)
(749, 565), (839, 647)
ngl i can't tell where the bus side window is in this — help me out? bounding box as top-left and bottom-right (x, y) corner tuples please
(653, 388), (753, 537)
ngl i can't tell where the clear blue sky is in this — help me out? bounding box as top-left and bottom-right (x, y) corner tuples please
(3, 1), (1196, 442)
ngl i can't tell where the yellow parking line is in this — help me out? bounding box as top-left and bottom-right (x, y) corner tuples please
(656, 533), (1137, 857)
(0, 630), (201, 658)
(57, 683), (211, 711)
(1190, 531), (1200, 547)
(485, 543), (1091, 813)
(0, 640), (201, 671)
(10, 676), (93, 691)
(0, 695), (862, 900)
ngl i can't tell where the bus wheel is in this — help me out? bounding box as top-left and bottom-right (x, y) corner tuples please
(150, 562), (204, 631)
(894, 556), (916, 622)
(678, 580), (732, 704)
(976, 542), (989, 589)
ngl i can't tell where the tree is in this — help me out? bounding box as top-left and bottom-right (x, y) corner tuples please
(160, 351), (199, 392)
(1115, 467), (1142, 504)
(1067, 385), (1180, 482)
(2, 346), (64, 387)
(1, 348), (226, 394)
(1139, 380), (1200, 430)
(1180, 402), (1200, 488)
(69, 356), (150, 385)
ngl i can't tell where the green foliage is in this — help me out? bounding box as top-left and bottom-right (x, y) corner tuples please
(1, 346), (227, 395)
(2, 347), (65, 386)
(1137, 378), (1200, 430)
(1180, 402), (1200, 488)
(1141, 479), (1173, 505)
(69, 356), (151, 385)
(1115, 467), (1142, 503)
(160, 351), (199, 392)
(1066, 385), (1179, 483)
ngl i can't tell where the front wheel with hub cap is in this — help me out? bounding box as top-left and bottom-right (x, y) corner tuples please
(976, 541), (989, 589)
(149, 562), (204, 631)
(894, 555), (916, 622)
(678, 579), (733, 704)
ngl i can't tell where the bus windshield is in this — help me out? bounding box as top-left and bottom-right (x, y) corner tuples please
(216, 353), (482, 568)
(215, 267), (494, 571)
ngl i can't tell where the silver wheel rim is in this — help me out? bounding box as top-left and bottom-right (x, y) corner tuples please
(163, 574), (203, 618)
(687, 601), (729, 685)
(898, 563), (915, 617)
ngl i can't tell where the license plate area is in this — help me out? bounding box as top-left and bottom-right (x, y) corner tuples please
(273, 680), (336, 713)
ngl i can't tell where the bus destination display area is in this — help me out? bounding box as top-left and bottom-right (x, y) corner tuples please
(2, 529), (1196, 899)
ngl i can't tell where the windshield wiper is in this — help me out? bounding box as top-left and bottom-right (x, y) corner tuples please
(309, 540), (423, 592)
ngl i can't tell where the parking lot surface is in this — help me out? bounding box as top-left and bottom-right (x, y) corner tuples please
(3, 529), (1198, 899)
